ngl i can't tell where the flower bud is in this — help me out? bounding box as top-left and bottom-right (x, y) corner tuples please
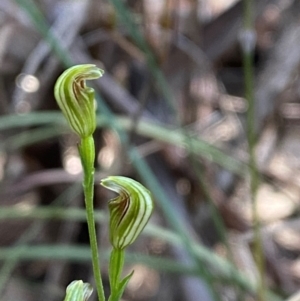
(63, 280), (93, 301)
(101, 176), (154, 250)
(54, 64), (104, 138)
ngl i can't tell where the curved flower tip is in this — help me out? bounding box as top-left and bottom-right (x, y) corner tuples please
(54, 64), (104, 138)
(101, 176), (154, 250)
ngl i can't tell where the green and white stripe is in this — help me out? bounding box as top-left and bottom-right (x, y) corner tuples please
(101, 176), (154, 250)
(63, 280), (93, 301)
(54, 64), (104, 138)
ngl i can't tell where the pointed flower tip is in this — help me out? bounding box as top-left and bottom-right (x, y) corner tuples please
(54, 64), (104, 138)
(101, 176), (154, 250)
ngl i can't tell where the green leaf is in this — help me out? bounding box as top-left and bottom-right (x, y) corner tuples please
(108, 271), (134, 301)
(117, 271), (134, 299)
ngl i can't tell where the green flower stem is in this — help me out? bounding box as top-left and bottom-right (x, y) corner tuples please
(108, 248), (133, 301)
(78, 136), (106, 301)
(108, 248), (124, 301)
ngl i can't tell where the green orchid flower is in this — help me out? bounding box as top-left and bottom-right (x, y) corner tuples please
(54, 64), (104, 138)
(101, 176), (154, 250)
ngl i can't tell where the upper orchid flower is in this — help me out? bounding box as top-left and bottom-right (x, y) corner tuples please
(54, 64), (104, 138)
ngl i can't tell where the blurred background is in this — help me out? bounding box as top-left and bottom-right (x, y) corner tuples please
(0, 0), (300, 300)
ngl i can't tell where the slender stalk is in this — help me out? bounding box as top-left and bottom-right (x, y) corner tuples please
(108, 249), (125, 301)
(79, 136), (106, 301)
(242, 1), (265, 300)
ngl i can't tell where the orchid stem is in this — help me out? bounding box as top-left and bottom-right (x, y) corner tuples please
(79, 136), (106, 301)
